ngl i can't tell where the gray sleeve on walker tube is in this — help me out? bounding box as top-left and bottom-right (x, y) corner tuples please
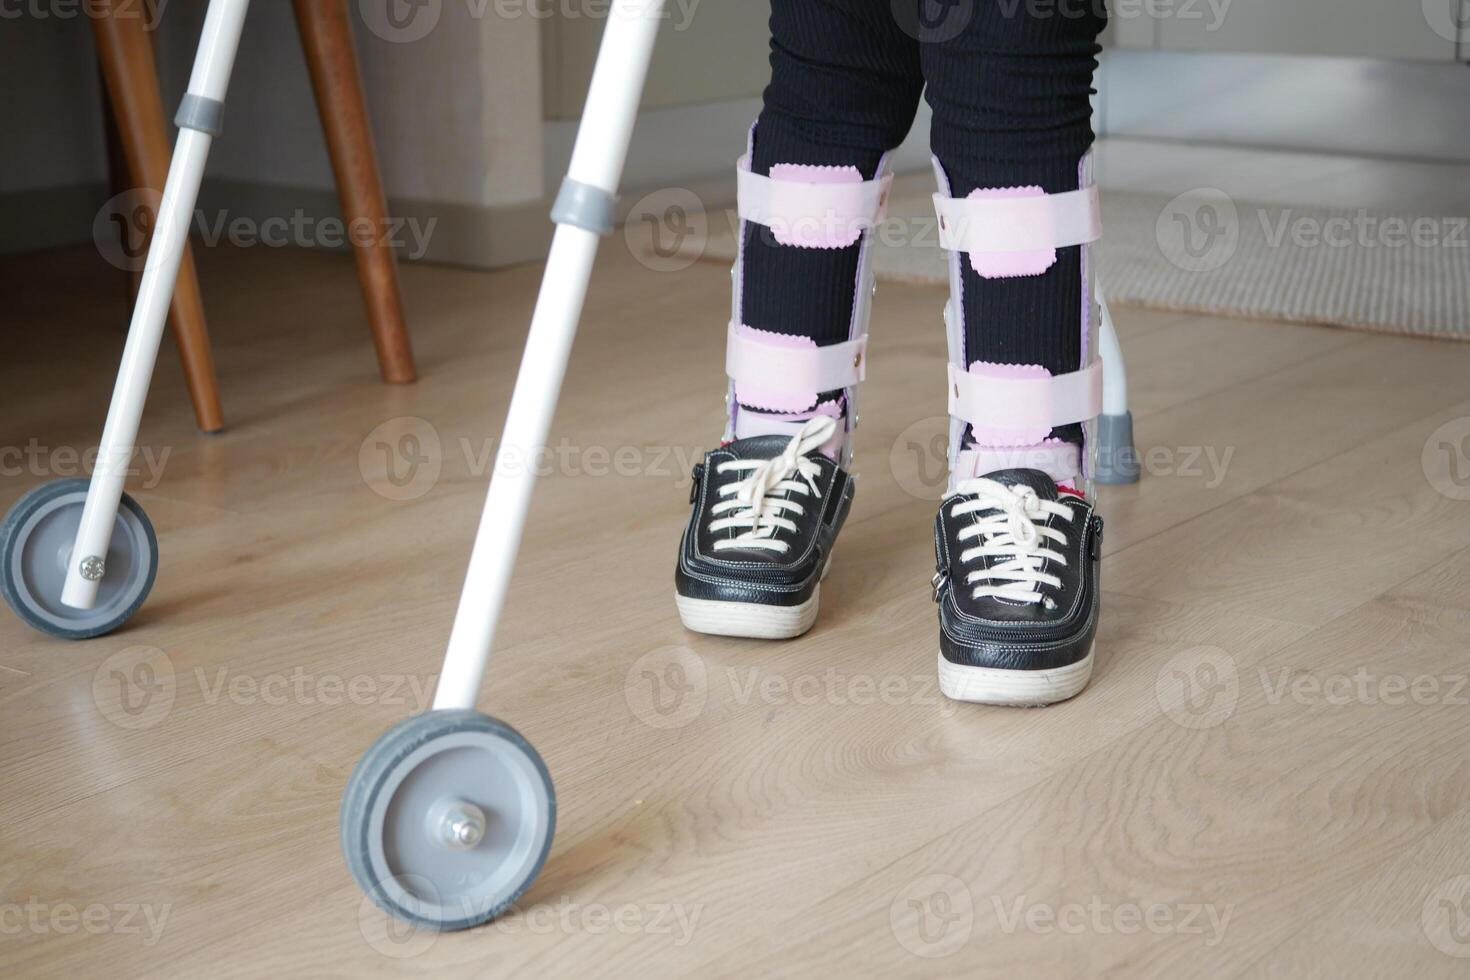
(175, 95), (226, 137)
(551, 178), (616, 235)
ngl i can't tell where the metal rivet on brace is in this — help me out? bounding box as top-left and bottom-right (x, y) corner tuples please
(853, 351), (862, 368)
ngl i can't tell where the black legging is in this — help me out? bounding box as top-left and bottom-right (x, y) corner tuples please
(740, 0), (1106, 441)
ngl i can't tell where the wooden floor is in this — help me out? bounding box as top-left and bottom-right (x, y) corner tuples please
(3, 235), (1470, 979)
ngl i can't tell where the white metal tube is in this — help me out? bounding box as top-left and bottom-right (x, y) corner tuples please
(1097, 285), (1129, 417)
(61, 0), (251, 610)
(434, 0), (667, 710)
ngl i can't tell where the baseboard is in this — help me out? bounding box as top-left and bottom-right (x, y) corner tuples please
(0, 183), (109, 258)
(1098, 50), (1470, 163)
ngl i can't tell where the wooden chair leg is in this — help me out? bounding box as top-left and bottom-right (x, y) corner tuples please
(91, 0), (225, 432)
(292, 0), (417, 384)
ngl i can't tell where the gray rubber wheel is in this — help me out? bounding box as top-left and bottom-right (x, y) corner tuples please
(1, 478), (158, 640)
(341, 710), (556, 931)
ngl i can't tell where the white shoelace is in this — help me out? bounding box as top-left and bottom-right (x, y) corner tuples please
(949, 477), (1075, 606)
(708, 416), (837, 553)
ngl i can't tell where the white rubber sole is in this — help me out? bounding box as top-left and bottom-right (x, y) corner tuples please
(675, 588), (820, 640)
(937, 643), (1096, 707)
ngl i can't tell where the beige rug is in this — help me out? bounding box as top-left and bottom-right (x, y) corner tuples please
(660, 177), (1470, 341)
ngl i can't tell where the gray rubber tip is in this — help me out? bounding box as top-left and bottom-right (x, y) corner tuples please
(550, 178), (615, 235)
(1095, 412), (1141, 485)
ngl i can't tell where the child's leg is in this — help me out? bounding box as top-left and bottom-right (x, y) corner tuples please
(920, 2), (1109, 706)
(675, 2), (923, 640)
(921, 0), (1106, 476)
(733, 0), (925, 445)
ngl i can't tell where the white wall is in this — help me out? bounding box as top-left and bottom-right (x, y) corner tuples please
(0, 12), (108, 194)
(542, 2), (768, 119)
(1, 3), (543, 209)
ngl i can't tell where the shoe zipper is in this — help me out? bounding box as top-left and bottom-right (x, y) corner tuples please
(931, 569), (948, 602)
(689, 463), (705, 504)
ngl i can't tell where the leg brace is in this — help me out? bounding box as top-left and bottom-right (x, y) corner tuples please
(932, 152), (1103, 493)
(725, 129), (893, 464)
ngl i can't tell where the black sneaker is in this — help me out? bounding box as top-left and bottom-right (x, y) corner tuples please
(676, 417), (852, 638)
(932, 468), (1102, 706)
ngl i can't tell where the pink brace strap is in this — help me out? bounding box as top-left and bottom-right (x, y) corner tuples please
(933, 184), (1101, 255)
(737, 155), (893, 249)
(948, 360), (1102, 446)
(728, 324), (866, 405)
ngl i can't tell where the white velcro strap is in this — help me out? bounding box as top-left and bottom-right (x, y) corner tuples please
(737, 155), (893, 248)
(933, 184), (1101, 254)
(727, 323), (867, 395)
(948, 361), (1102, 433)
